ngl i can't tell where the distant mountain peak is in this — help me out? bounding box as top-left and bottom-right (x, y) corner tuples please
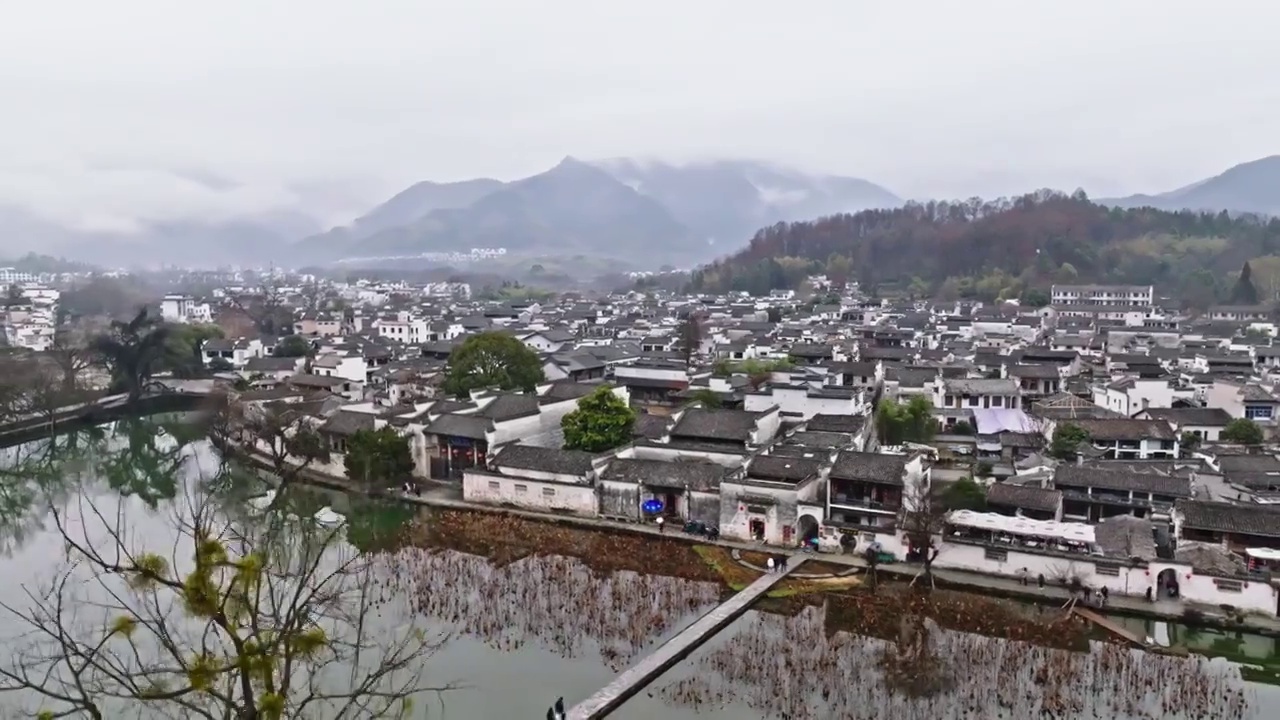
(1106, 154), (1280, 216)
(289, 155), (901, 268)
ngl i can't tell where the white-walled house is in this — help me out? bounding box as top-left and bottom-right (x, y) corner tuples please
(312, 351), (368, 384)
(1205, 379), (1280, 422)
(160, 294), (212, 324)
(742, 384), (868, 421)
(718, 455), (826, 545)
(202, 337), (267, 369)
(1135, 407), (1233, 444)
(461, 445), (605, 515)
(935, 510), (1279, 617)
(933, 378), (1021, 428)
(1050, 418), (1179, 461)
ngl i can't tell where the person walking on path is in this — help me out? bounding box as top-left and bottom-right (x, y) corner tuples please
(656, 516), (664, 534)
(766, 556), (775, 573)
(778, 554), (788, 572)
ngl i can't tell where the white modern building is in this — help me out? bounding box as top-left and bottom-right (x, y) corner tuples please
(1051, 284), (1154, 308)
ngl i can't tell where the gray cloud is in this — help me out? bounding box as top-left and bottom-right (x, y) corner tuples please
(0, 0), (1276, 231)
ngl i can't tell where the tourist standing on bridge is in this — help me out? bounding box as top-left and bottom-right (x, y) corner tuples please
(766, 556), (775, 573)
(778, 554), (788, 572)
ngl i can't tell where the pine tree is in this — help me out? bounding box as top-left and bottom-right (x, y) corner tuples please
(1231, 261), (1260, 305)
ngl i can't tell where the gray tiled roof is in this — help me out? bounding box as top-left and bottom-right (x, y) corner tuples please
(600, 457), (724, 492)
(1177, 500), (1280, 538)
(747, 455), (823, 484)
(1053, 465), (1191, 496)
(1139, 407), (1233, 427)
(424, 413), (494, 440)
(829, 451), (907, 485)
(986, 482), (1062, 512)
(1072, 418), (1176, 441)
(805, 414), (866, 434)
(670, 408), (760, 442)
(491, 444), (596, 476)
(319, 411), (376, 437)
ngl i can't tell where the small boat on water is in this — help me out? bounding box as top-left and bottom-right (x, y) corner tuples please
(313, 507), (346, 528)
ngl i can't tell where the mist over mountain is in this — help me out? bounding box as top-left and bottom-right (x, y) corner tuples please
(7, 154), (1280, 270)
(593, 158), (901, 249)
(299, 157), (902, 266)
(1105, 156), (1280, 216)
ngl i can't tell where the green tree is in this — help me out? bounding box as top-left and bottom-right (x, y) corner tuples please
(345, 427), (415, 489)
(1020, 288), (1051, 308)
(1049, 422), (1091, 461)
(162, 323), (225, 378)
(950, 420), (974, 435)
(942, 476), (987, 511)
(1231, 261), (1261, 305)
(1221, 418), (1264, 445)
(686, 388), (723, 409)
(766, 307), (783, 323)
(274, 334), (313, 358)
(876, 396), (937, 445)
(1180, 431), (1201, 457)
(207, 356), (234, 372)
(90, 308), (173, 402)
(442, 331), (546, 397)
(561, 386), (636, 452)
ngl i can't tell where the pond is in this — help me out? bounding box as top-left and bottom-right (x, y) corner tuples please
(1, 417), (1278, 719)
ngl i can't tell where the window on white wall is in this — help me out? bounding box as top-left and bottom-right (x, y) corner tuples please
(515, 484), (527, 494)
(1214, 578), (1243, 593)
(542, 487), (556, 498)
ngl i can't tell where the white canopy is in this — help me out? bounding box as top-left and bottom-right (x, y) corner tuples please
(947, 509), (1096, 544)
(1245, 547), (1280, 561)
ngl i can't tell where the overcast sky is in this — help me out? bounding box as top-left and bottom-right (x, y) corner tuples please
(1, 0), (1277, 231)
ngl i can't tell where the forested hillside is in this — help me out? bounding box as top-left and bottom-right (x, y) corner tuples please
(688, 190), (1280, 306)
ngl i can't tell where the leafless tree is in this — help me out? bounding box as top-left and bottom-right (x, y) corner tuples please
(298, 281), (326, 315)
(45, 316), (109, 395)
(228, 278), (292, 337)
(207, 395), (331, 509)
(900, 482), (950, 590)
(0, 473), (449, 719)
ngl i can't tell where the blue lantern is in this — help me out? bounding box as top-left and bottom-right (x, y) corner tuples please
(642, 499), (665, 515)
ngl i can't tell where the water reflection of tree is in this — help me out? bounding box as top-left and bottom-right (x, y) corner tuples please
(0, 408), (450, 718)
(0, 416), (202, 553)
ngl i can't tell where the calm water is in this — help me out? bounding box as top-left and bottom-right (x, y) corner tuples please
(2, 419), (1279, 719)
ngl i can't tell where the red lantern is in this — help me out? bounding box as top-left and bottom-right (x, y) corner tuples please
(1185, 573), (1193, 580)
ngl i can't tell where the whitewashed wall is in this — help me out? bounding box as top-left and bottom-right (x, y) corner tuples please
(461, 470), (598, 515)
(933, 542), (1279, 616)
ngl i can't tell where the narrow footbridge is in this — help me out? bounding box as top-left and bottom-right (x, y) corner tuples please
(565, 555), (810, 720)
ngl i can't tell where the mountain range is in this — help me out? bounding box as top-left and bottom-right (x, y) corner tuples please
(1104, 155), (1280, 216)
(297, 157), (904, 266)
(3, 155), (1280, 270)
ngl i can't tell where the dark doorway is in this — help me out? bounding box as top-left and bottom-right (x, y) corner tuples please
(797, 514), (821, 545)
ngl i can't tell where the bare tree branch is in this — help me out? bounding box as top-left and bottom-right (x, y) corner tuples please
(0, 426), (449, 719)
